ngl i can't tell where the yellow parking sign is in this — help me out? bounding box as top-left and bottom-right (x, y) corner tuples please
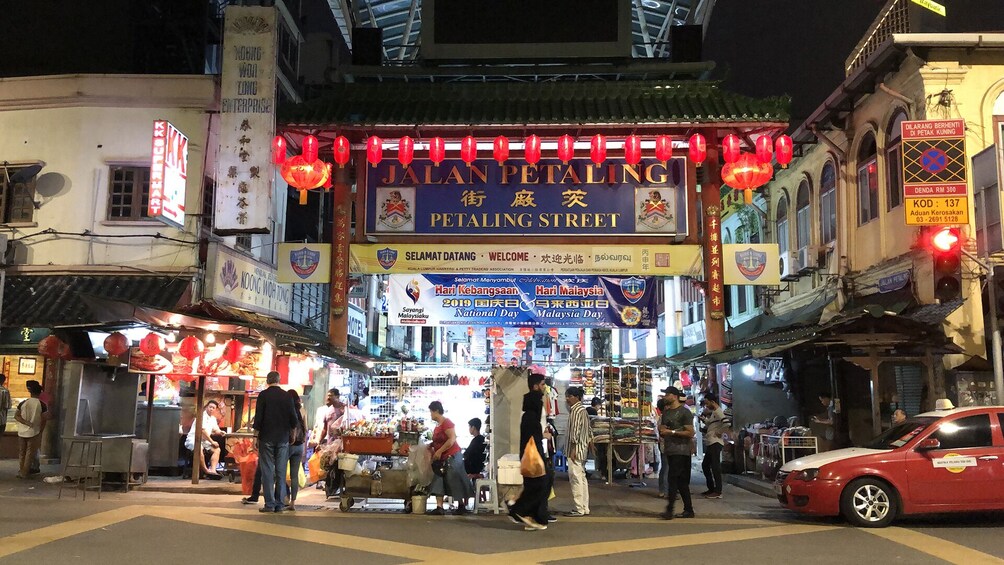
(905, 196), (968, 226)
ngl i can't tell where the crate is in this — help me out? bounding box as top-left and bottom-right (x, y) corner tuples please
(398, 431), (422, 445)
(342, 435), (394, 455)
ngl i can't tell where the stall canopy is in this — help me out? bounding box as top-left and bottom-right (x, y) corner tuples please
(2, 274), (191, 327)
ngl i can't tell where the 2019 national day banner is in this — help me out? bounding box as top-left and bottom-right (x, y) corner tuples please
(388, 274), (658, 329)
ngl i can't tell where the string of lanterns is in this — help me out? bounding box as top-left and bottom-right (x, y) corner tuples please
(273, 132), (793, 207)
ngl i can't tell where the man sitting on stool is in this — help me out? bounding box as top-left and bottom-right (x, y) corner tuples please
(186, 400), (223, 477)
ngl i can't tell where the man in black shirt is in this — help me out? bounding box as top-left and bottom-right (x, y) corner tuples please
(253, 371), (298, 513)
(463, 417), (487, 476)
(658, 386), (695, 519)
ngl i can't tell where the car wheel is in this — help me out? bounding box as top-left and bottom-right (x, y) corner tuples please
(840, 478), (898, 528)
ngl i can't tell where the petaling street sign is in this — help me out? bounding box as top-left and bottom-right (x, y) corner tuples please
(365, 157), (688, 237)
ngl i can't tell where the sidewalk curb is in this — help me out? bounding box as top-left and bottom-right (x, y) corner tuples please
(725, 474), (774, 498)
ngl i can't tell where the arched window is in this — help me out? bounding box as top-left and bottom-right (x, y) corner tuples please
(820, 162), (837, 244)
(796, 178), (811, 253)
(886, 111), (907, 210)
(857, 133), (879, 224)
(722, 228), (732, 244)
(776, 195), (789, 255)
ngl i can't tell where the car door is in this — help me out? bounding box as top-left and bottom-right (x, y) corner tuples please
(905, 413), (1000, 509)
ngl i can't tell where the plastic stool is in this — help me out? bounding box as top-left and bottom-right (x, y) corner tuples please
(553, 450), (568, 473)
(59, 440), (103, 500)
(474, 478), (500, 515)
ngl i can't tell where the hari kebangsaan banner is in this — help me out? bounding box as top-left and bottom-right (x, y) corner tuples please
(387, 274), (658, 328)
(365, 157), (689, 237)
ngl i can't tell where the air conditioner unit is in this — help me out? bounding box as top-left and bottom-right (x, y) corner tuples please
(797, 247), (814, 274)
(780, 251), (801, 281)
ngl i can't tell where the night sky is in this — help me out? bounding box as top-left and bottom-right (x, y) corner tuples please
(703, 0), (885, 126)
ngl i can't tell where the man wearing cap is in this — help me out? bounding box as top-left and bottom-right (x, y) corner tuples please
(658, 386), (696, 519)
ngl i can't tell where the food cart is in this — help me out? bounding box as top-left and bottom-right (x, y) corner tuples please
(337, 428), (424, 512)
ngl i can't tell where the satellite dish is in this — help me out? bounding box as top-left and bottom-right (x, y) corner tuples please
(10, 164), (44, 183)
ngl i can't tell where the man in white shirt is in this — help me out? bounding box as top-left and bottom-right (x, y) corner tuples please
(14, 380), (44, 479)
(186, 400), (223, 476)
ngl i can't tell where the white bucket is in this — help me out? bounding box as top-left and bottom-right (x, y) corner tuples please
(337, 453), (359, 472)
(411, 495), (428, 514)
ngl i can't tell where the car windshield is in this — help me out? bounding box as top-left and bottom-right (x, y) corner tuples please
(864, 417), (939, 449)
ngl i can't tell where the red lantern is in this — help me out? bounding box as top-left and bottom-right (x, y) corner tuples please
(467, 327), (474, 337)
(722, 134), (742, 164)
(590, 134), (607, 165)
(493, 339), (505, 349)
(654, 135), (673, 164)
(139, 332), (165, 356)
(323, 163), (333, 190)
(688, 133), (707, 166)
(548, 328), (559, 338)
(518, 327), (535, 338)
(775, 135), (793, 168)
(492, 136), (510, 165)
(223, 339), (245, 365)
(58, 342), (73, 361)
(524, 135), (541, 165)
(280, 155), (330, 205)
(271, 136), (286, 165)
(366, 136), (383, 166)
(514, 340), (526, 351)
(460, 136), (477, 166)
(38, 335), (62, 359)
(398, 136), (414, 166)
(178, 336), (205, 361)
(488, 327), (505, 338)
(755, 135), (774, 164)
(624, 135), (642, 165)
(301, 135), (319, 162)
(721, 152), (774, 205)
(557, 134), (574, 163)
(429, 137), (445, 165)
(333, 136), (350, 168)
(103, 332), (130, 357)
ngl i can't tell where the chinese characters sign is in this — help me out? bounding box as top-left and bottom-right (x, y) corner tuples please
(365, 157), (688, 236)
(214, 5), (277, 234)
(704, 206), (725, 320)
(901, 119), (969, 226)
(149, 120), (187, 229)
(350, 243), (702, 276)
(388, 274), (657, 329)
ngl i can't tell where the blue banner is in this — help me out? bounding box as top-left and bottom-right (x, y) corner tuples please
(365, 157), (688, 236)
(388, 274), (658, 328)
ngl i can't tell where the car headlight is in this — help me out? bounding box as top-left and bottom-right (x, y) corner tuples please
(797, 468), (820, 481)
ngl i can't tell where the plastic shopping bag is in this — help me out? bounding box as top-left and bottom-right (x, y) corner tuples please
(286, 461), (307, 489)
(520, 439), (546, 478)
(240, 453), (258, 495)
(308, 451), (327, 483)
(407, 442), (434, 488)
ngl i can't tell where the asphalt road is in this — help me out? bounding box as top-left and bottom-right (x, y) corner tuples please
(1, 466), (1002, 565)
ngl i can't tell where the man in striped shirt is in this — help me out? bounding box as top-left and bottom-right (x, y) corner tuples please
(564, 386), (593, 517)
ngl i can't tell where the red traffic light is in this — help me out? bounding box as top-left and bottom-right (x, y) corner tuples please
(930, 227), (961, 253)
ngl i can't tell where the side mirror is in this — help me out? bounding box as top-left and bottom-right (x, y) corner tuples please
(916, 438), (941, 451)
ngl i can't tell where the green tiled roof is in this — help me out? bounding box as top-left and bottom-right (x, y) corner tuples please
(280, 81), (790, 127)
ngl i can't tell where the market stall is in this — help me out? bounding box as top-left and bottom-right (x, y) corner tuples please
(335, 420), (425, 512)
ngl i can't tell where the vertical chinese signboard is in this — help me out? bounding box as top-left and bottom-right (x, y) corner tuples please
(149, 120), (188, 229)
(902, 118), (969, 226)
(215, 5), (277, 234)
(704, 205), (725, 319)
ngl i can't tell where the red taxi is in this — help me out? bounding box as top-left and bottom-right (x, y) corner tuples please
(775, 406), (1004, 527)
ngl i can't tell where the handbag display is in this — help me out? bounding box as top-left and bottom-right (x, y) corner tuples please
(519, 438), (546, 478)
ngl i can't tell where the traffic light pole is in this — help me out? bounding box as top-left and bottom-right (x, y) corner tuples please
(975, 188), (1004, 403)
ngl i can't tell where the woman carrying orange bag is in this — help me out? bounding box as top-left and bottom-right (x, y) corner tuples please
(508, 374), (550, 530)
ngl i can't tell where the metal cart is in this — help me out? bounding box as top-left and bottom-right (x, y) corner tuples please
(338, 454), (415, 512)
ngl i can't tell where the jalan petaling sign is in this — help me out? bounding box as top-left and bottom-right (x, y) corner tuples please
(365, 157), (689, 237)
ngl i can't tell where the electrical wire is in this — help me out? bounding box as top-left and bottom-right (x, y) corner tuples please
(12, 228), (198, 245)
